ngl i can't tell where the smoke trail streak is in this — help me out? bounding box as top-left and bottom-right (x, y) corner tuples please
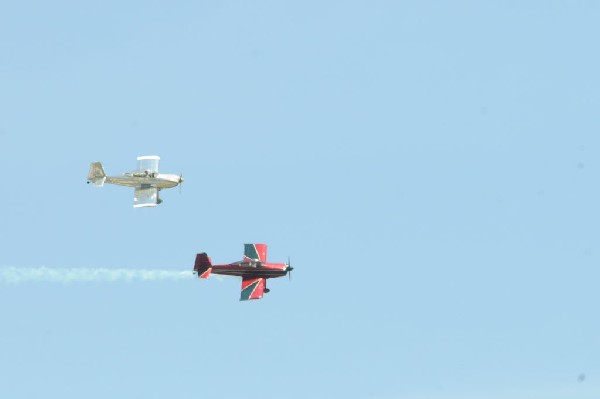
(0, 266), (196, 284)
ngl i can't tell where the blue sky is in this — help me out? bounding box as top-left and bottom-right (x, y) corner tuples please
(1, 1), (599, 398)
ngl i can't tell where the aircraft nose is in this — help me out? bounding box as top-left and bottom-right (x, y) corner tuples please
(177, 174), (184, 194)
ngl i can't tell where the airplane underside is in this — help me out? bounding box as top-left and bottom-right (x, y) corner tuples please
(104, 176), (178, 189)
(209, 266), (288, 279)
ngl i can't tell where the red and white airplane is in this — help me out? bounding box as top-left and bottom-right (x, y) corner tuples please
(193, 244), (292, 301)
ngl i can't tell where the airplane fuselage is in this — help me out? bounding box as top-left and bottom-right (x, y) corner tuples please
(104, 173), (181, 189)
(209, 262), (288, 279)
(193, 244), (292, 300)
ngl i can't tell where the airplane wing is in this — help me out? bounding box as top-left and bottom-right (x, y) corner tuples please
(240, 277), (266, 301)
(137, 155), (160, 175)
(243, 244), (268, 263)
(133, 186), (159, 208)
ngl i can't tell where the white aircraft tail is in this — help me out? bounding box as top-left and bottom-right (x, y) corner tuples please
(87, 162), (106, 187)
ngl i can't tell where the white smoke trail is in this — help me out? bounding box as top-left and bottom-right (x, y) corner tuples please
(0, 266), (196, 284)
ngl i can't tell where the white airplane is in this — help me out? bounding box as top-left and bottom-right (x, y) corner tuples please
(87, 155), (184, 208)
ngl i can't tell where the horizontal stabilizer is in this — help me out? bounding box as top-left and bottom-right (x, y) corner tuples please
(199, 268), (212, 278)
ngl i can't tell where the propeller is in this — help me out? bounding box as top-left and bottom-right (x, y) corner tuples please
(179, 173), (184, 193)
(287, 256), (293, 281)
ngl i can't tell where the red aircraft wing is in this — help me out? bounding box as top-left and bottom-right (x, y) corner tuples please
(240, 277), (266, 301)
(243, 243), (267, 263)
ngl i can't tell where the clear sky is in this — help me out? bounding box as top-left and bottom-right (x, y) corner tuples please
(1, 1), (599, 398)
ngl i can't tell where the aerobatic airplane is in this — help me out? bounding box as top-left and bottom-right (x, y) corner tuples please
(194, 244), (292, 301)
(87, 155), (183, 207)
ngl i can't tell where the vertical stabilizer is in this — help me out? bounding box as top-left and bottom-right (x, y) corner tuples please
(194, 253), (212, 278)
(87, 162), (106, 187)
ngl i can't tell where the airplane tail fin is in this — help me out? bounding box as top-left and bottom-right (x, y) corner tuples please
(194, 253), (212, 278)
(87, 162), (106, 187)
